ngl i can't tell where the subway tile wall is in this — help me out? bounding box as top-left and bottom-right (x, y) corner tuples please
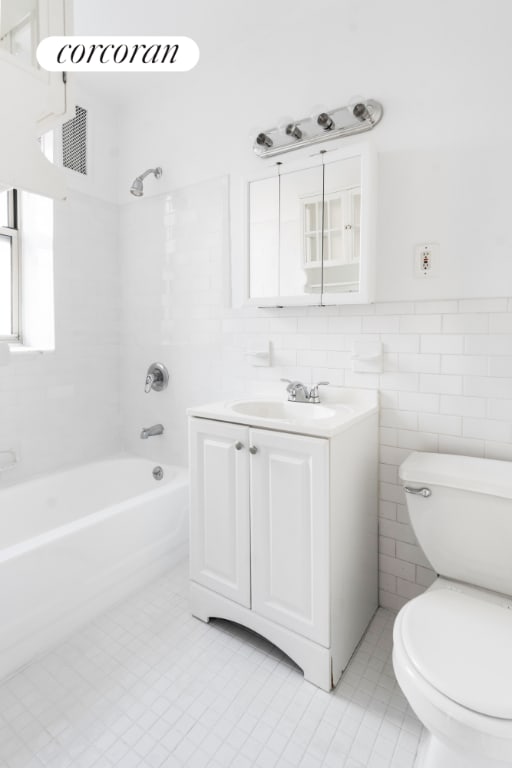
(220, 296), (512, 609)
(119, 178), (512, 610)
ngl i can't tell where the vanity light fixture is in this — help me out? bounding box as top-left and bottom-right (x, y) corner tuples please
(253, 98), (383, 158)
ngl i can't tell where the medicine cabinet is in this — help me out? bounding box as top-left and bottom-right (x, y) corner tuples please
(246, 144), (376, 306)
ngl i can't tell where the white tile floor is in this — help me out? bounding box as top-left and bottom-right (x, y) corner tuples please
(0, 560), (422, 768)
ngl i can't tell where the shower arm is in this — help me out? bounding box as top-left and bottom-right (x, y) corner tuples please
(135, 167), (162, 183)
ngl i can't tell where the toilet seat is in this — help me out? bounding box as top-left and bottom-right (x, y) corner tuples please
(393, 586), (512, 762)
(398, 588), (512, 719)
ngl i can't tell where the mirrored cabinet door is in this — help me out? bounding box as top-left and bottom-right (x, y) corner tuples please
(279, 164), (323, 302)
(249, 176), (280, 299)
(246, 144), (375, 307)
(321, 154), (361, 297)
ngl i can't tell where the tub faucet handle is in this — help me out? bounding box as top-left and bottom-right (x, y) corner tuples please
(144, 362), (169, 393)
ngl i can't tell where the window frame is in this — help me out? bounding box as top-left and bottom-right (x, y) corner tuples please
(0, 190), (20, 342)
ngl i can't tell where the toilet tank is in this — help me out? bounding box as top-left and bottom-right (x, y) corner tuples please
(399, 452), (512, 597)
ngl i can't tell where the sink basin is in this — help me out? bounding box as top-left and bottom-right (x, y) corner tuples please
(230, 400), (339, 421)
(187, 388), (377, 438)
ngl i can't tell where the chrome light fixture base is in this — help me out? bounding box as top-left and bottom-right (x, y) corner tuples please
(253, 99), (383, 158)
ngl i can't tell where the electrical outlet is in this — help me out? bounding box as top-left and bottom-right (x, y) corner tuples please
(414, 242), (439, 278)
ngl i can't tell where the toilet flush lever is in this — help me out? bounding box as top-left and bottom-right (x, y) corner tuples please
(404, 486), (432, 498)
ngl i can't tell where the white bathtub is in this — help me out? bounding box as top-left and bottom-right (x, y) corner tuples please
(0, 455), (188, 680)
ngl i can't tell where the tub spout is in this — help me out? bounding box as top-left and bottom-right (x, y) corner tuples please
(140, 424), (164, 439)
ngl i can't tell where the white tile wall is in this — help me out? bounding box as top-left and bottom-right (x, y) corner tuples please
(8, 173), (509, 614)
(0, 192), (122, 485)
(119, 177), (512, 610)
(119, 178), (229, 468)
(221, 297), (512, 609)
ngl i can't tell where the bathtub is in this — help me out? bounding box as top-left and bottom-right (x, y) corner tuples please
(0, 455), (188, 680)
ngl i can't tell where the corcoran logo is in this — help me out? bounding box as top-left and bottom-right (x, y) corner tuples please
(37, 36), (200, 72)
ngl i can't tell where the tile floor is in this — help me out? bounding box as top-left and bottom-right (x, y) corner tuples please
(0, 560), (422, 768)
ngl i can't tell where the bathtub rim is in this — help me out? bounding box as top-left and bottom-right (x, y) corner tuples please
(0, 455), (188, 563)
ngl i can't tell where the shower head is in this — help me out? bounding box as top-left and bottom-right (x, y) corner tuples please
(129, 167), (162, 197)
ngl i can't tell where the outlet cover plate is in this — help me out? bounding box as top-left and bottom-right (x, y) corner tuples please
(414, 242), (440, 278)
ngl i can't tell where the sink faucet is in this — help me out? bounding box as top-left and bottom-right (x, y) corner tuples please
(280, 379), (330, 404)
(140, 424), (164, 439)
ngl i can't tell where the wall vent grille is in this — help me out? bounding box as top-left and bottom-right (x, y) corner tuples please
(61, 105), (87, 175)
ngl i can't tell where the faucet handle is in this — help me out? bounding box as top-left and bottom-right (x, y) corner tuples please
(145, 362), (169, 393)
(280, 378), (295, 393)
(309, 381), (330, 402)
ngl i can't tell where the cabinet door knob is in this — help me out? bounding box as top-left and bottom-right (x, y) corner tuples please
(235, 441), (244, 451)
(249, 445), (258, 454)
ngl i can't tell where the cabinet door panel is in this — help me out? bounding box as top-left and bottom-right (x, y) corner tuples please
(189, 418), (250, 607)
(250, 428), (330, 645)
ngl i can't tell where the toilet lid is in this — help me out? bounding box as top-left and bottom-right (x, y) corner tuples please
(399, 589), (512, 719)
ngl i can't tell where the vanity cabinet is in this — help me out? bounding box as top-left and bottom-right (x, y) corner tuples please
(188, 407), (378, 691)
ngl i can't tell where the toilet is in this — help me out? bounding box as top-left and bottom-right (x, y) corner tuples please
(393, 451), (512, 768)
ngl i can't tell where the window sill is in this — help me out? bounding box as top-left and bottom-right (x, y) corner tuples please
(8, 343), (53, 357)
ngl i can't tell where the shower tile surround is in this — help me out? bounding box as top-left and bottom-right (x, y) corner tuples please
(0, 560), (422, 768)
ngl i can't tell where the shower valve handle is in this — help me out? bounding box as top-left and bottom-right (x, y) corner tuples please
(144, 362), (169, 393)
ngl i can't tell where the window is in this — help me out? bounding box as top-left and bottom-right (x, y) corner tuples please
(0, 190), (20, 341)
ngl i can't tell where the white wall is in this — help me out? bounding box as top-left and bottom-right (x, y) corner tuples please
(0, 87), (122, 485)
(84, 0), (512, 303)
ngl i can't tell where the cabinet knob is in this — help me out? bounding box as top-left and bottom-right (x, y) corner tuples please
(235, 441), (244, 451)
(249, 445), (258, 454)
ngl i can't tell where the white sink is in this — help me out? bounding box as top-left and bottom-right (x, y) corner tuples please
(230, 400), (339, 421)
(187, 388), (378, 438)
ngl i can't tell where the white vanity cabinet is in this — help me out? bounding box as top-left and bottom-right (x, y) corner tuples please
(188, 395), (378, 691)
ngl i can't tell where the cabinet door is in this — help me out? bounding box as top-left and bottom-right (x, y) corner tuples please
(189, 418), (251, 607)
(249, 428), (330, 645)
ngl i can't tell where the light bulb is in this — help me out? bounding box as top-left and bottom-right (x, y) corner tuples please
(317, 112), (335, 131)
(256, 132), (273, 148)
(348, 94), (372, 123)
(285, 122), (303, 140)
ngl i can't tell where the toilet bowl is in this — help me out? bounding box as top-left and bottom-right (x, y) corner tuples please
(394, 452), (512, 768)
